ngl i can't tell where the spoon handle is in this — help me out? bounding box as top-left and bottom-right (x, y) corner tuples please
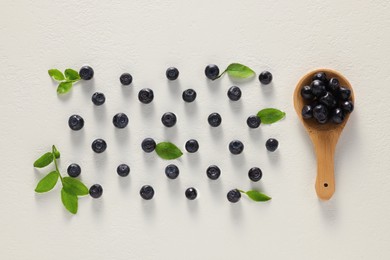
(312, 131), (338, 200)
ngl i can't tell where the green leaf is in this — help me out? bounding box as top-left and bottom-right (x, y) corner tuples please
(57, 81), (73, 94)
(155, 142), (183, 160)
(257, 108), (286, 124)
(48, 69), (65, 81)
(33, 152), (54, 168)
(62, 177), (89, 196)
(64, 69), (80, 81)
(52, 145), (60, 159)
(225, 63), (255, 79)
(61, 188), (78, 214)
(35, 171), (59, 193)
(245, 190), (272, 202)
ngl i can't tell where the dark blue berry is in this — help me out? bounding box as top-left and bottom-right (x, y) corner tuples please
(313, 104), (328, 121)
(302, 105), (313, 119)
(140, 185), (154, 200)
(259, 71), (273, 84)
(165, 164), (179, 179)
(311, 80), (327, 98)
(332, 108), (345, 124)
(141, 138), (156, 153)
(161, 112), (177, 127)
(227, 86), (242, 101)
(312, 72), (327, 84)
(182, 89), (197, 102)
(92, 139), (107, 153)
(117, 164), (130, 177)
(166, 67), (179, 80)
(120, 73), (133, 85)
(205, 64), (220, 80)
(229, 140), (244, 155)
(185, 187), (197, 200)
(67, 163), (81, 177)
(265, 138), (278, 152)
(206, 165), (221, 180)
(248, 167), (262, 182)
(89, 184), (103, 198)
(68, 115), (84, 131)
(91, 92), (105, 106)
(247, 115), (261, 128)
(138, 88), (154, 104)
(341, 100), (354, 113)
(208, 113), (222, 127)
(185, 139), (199, 153)
(227, 189), (241, 203)
(79, 66), (94, 80)
(301, 85), (314, 100)
(338, 86), (351, 100)
(319, 92), (337, 108)
(327, 77), (340, 92)
(113, 113), (129, 129)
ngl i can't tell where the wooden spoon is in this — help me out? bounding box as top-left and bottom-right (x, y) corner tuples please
(293, 69), (354, 200)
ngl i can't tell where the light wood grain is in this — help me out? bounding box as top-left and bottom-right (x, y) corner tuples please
(293, 69), (354, 200)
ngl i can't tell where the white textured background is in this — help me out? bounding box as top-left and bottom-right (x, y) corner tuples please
(1, 0), (390, 259)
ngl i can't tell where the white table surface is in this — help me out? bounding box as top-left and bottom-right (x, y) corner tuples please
(1, 0), (390, 259)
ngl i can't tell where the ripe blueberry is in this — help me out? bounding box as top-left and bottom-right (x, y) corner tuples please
(166, 67), (179, 80)
(165, 164), (179, 179)
(161, 112), (177, 127)
(302, 105), (313, 119)
(117, 164), (130, 177)
(332, 108), (345, 124)
(120, 73), (133, 85)
(312, 71), (327, 83)
(248, 167), (262, 182)
(208, 113), (222, 127)
(301, 85), (314, 100)
(229, 140), (244, 155)
(227, 189), (241, 203)
(265, 138), (279, 152)
(328, 77), (340, 92)
(89, 184), (103, 198)
(68, 115), (84, 131)
(67, 163), (81, 178)
(206, 165), (221, 180)
(138, 88), (154, 104)
(313, 104), (328, 121)
(259, 71), (273, 84)
(311, 80), (327, 97)
(91, 139), (107, 153)
(205, 64), (220, 80)
(79, 66), (94, 80)
(338, 87), (351, 100)
(141, 138), (156, 153)
(182, 89), (197, 102)
(227, 86), (242, 101)
(91, 92), (105, 106)
(185, 187), (197, 200)
(113, 113), (129, 129)
(185, 139), (199, 153)
(140, 185), (154, 200)
(319, 92), (337, 108)
(341, 100), (354, 113)
(247, 115), (261, 128)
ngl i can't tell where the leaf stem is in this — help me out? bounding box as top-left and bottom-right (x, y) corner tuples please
(52, 145), (63, 183)
(238, 189), (245, 193)
(213, 69), (227, 80)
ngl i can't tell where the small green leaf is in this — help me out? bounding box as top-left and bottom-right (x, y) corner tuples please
(155, 142), (183, 160)
(52, 145), (60, 159)
(57, 81), (73, 94)
(61, 188), (78, 214)
(35, 171), (59, 193)
(245, 190), (272, 202)
(225, 63), (255, 79)
(48, 69), (65, 81)
(33, 152), (54, 168)
(257, 108), (286, 124)
(62, 177), (89, 196)
(64, 69), (80, 81)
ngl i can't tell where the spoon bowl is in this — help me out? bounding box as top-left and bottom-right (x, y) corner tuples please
(294, 68), (354, 200)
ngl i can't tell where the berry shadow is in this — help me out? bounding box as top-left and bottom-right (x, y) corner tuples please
(80, 78), (96, 95)
(183, 100), (199, 116)
(140, 102), (156, 118)
(260, 82), (275, 98)
(114, 128), (130, 144)
(228, 100), (244, 115)
(93, 105), (107, 124)
(118, 174), (131, 191)
(229, 201), (243, 223)
(230, 153), (246, 169)
(186, 198), (199, 216)
(142, 152), (157, 166)
(93, 151), (108, 174)
(266, 150), (281, 164)
(250, 180), (265, 191)
(90, 197), (104, 215)
(141, 199), (156, 221)
(186, 152), (201, 167)
(57, 91), (73, 102)
(120, 84), (134, 98)
(167, 79), (182, 95)
(248, 127), (262, 142)
(163, 125), (178, 140)
(209, 126), (224, 140)
(166, 177), (182, 200)
(69, 129), (86, 148)
(208, 179), (223, 201)
(205, 78), (222, 94)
